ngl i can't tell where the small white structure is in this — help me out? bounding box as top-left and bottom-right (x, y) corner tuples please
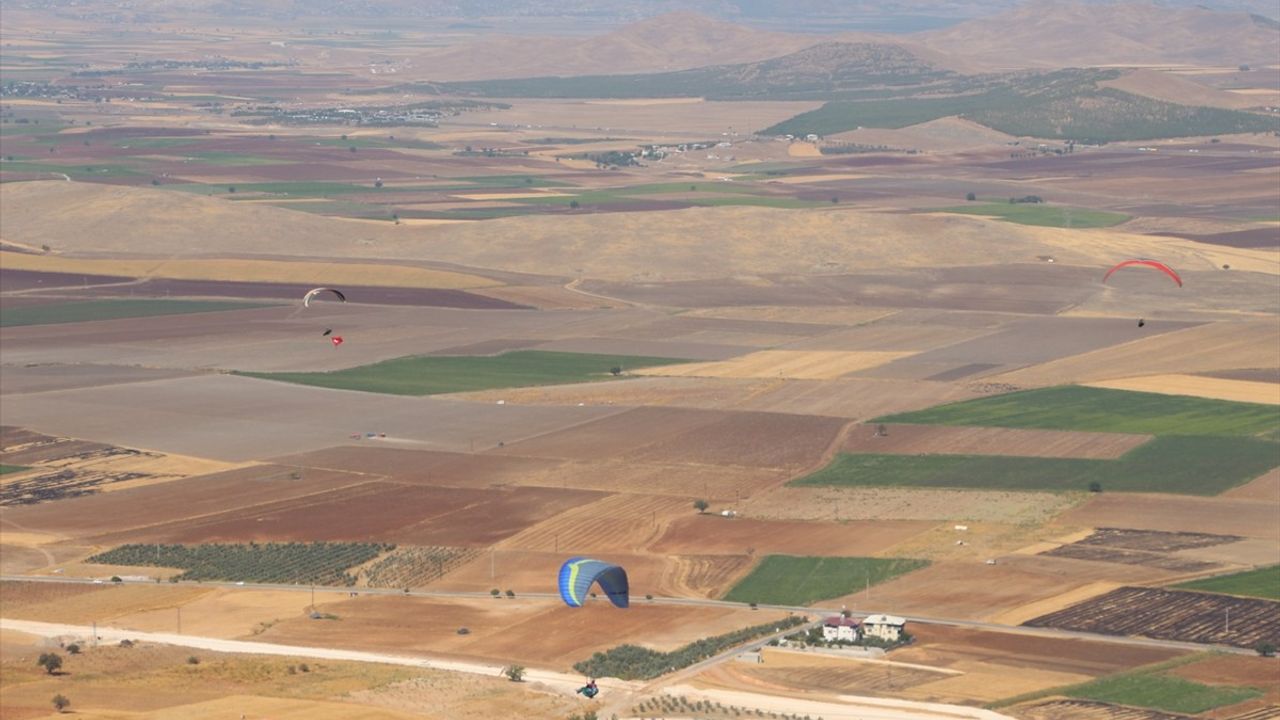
(822, 615), (860, 643)
(861, 614), (906, 642)
(954, 525), (968, 531)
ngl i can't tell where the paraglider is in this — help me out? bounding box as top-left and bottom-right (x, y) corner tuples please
(576, 679), (599, 699)
(303, 287), (347, 307)
(1102, 259), (1183, 287)
(331, 336), (344, 347)
(322, 328), (333, 336)
(558, 557), (628, 609)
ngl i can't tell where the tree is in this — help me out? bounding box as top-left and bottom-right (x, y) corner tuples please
(610, 366), (622, 376)
(374, 179), (383, 188)
(228, 186), (236, 193)
(187, 655), (200, 665)
(503, 664), (526, 682)
(490, 588), (501, 598)
(151, 178), (161, 186)
(52, 694), (70, 713)
(693, 499), (709, 514)
(1088, 482), (1102, 493)
(830, 196), (839, 204)
(37, 653), (62, 674)
(569, 200), (580, 209)
(65, 643), (80, 655)
(111, 576), (123, 583)
(965, 192), (976, 201)
(1257, 642), (1276, 657)
(505, 589), (515, 598)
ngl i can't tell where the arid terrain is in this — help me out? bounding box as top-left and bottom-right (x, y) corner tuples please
(1, 1), (1277, 719)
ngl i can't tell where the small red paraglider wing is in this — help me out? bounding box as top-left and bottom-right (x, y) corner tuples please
(331, 336), (344, 347)
(1102, 259), (1183, 287)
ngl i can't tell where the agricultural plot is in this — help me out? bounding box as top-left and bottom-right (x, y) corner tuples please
(1061, 670), (1262, 715)
(1016, 699), (1198, 720)
(876, 386), (1280, 437)
(240, 350), (693, 395)
(1023, 587), (1280, 649)
(722, 555), (929, 606)
(1040, 528), (1243, 573)
(932, 203), (1130, 228)
(88, 542), (390, 586)
(359, 546), (481, 589)
(794, 435), (1279, 494)
(841, 425), (1151, 460)
(0, 465), (27, 475)
(0, 299), (276, 327)
(1173, 565), (1280, 600)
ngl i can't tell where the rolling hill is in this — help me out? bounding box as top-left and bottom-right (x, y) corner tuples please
(923, 0), (1280, 68)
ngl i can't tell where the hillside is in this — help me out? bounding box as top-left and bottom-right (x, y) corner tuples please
(4, 181), (1273, 283)
(437, 41), (957, 100)
(924, 0), (1280, 68)
(1100, 68), (1270, 110)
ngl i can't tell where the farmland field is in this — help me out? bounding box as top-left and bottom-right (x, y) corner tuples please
(1172, 565), (1280, 600)
(0, 465), (28, 475)
(1063, 670), (1262, 714)
(794, 435), (1279, 494)
(722, 555), (929, 605)
(1024, 586), (1280, 648)
(238, 350), (693, 395)
(933, 203), (1130, 228)
(0, 298), (277, 327)
(876, 386), (1280, 437)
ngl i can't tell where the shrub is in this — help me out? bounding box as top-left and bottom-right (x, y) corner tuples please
(503, 664), (526, 682)
(52, 694), (70, 712)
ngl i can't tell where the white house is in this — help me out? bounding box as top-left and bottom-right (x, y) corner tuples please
(822, 615), (860, 643)
(861, 614), (906, 642)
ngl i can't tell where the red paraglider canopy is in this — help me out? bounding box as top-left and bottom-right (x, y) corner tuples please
(331, 336), (344, 347)
(1102, 259), (1183, 287)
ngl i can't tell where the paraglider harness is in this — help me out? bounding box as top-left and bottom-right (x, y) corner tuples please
(577, 679), (599, 698)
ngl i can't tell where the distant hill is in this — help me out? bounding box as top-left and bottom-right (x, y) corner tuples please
(433, 41), (959, 100)
(1100, 68), (1269, 110)
(404, 13), (827, 81)
(923, 0), (1280, 68)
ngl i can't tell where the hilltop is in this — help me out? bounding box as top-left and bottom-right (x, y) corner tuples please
(924, 0), (1280, 68)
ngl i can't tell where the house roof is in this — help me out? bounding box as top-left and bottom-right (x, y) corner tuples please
(863, 614), (906, 626)
(824, 616), (860, 627)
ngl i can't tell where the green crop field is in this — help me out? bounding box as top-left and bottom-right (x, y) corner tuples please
(934, 203), (1129, 228)
(0, 299), (277, 327)
(1065, 673), (1261, 714)
(89, 542), (390, 586)
(0, 465), (30, 475)
(723, 555), (929, 606)
(1174, 565), (1280, 600)
(876, 386), (1280, 437)
(794, 434), (1278, 495)
(239, 350), (693, 396)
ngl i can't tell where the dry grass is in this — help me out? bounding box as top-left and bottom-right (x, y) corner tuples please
(1085, 374), (1280, 405)
(0, 250), (497, 289)
(634, 350), (913, 379)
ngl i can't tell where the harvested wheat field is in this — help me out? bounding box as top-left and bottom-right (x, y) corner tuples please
(0, 580), (212, 625)
(842, 425), (1152, 459)
(993, 321), (1280, 386)
(1057, 493), (1280, 541)
(497, 493), (692, 554)
(1223, 467), (1280, 501)
(741, 485), (1079, 524)
(1086, 374), (1280, 404)
(849, 555), (1176, 620)
(256, 592), (787, 668)
(634, 350), (914, 379)
(651, 516), (935, 557)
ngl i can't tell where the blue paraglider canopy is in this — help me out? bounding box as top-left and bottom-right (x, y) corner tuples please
(558, 557), (629, 609)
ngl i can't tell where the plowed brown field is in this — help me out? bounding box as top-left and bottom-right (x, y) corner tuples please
(1057, 494), (1280, 541)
